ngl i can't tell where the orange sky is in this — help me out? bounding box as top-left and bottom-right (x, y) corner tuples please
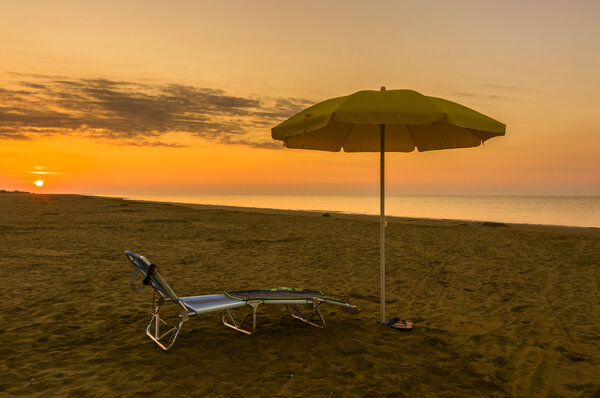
(1, 1), (599, 196)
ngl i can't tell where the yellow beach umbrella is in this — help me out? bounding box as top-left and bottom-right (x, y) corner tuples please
(271, 87), (506, 324)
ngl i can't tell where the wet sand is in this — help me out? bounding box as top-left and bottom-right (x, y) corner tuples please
(1, 192), (599, 397)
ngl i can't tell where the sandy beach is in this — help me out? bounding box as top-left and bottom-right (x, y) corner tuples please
(1, 192), (599, 397)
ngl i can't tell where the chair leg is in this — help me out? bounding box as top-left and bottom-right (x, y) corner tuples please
(145, 298), (190, 351)
(222, 301), (260, 335)
(286, 299), (326, 329)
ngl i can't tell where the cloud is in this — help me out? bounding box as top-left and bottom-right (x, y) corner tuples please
(0, 75), (313, 148)
(0, 129), (31, 140)
(8, 170), (64, 175)
(480, 83), (525, 91)
(453, 92), (512, 100)
(452, 82), (531, 102)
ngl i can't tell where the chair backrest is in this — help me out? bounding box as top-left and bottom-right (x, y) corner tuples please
(125, 251), (178, 300)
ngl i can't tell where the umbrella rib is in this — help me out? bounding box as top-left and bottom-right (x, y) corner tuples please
(466, 128), (485, 146)
(340, 123), (356, 151)
(405, 124), (418, 152)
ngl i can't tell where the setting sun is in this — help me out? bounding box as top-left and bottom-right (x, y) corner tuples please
(34, 180), (44, 187)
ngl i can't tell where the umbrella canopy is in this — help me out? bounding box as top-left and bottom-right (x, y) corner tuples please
(272, 89), (505, 152)
(271, 88), (505, 323)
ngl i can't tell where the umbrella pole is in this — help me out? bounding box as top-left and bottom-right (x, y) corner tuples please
(380, 122), (386, 324)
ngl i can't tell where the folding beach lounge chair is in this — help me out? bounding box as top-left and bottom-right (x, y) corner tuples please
(125, 251), (357, 351)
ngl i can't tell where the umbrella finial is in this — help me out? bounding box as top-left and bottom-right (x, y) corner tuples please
(380, 86), (386, 91)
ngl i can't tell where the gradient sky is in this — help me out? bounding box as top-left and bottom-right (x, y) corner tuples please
(1, 0), (599, 196)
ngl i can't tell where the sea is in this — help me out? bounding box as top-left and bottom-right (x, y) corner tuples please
(122, 195), (600, 228)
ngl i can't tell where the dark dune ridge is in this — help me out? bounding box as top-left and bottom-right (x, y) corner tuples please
(1, 192), (599, 396)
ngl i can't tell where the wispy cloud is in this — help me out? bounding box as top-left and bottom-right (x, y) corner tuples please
(18, 171), (64, 175)
(480, 83), (526, 91)
(3, 168), (65, 180)
(0, 75), (313, 148)
(452, 82), (532, 102)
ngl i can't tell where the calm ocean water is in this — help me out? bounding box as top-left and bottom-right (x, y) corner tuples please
(122, 195), (600, 228)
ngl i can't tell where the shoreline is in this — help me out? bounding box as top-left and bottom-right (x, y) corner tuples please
(6, 190), (599, 229)
(107, 193), (600, 232)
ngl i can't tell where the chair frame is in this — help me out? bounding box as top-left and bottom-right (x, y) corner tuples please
(146, 295), (331, 350)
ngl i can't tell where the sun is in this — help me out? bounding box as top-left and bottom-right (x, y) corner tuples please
(34, 180), (44, 187)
